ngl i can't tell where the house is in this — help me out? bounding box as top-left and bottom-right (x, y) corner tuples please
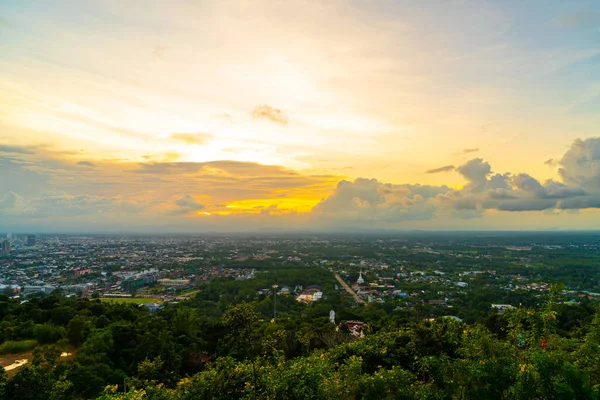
(296, 289), (323, 303)
(346, 321), (365, 338)
(442, 315), (463, 322)
(428, 299), (447, 306)
(278, 287), (291, 295)
(141, 303), (161, 313)
(491, 304), (513, 314)
(158, 278), (191, 287)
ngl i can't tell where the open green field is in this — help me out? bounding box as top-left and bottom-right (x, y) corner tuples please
(99, 297), (160, 304)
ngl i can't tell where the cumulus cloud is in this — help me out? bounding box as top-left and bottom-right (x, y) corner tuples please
(314, 137), (600, 223)
(440, 138), (600, 214)
(170, 195), (205, 215)
(456, 158), (492, 192)
(313, 178), (449, 223)
(252, 105), (289, 125)
(426, 165), (455, 174)
(558, 137), (600, 190)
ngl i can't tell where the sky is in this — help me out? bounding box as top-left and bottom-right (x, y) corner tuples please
(1, 0), (600, 232)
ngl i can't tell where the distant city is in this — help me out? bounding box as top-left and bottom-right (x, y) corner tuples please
(2, 232), (599, 316)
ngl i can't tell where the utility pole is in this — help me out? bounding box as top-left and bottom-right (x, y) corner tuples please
(272, 284), (278, 322)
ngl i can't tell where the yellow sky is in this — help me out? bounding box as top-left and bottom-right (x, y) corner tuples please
(1, 0), (600, 231)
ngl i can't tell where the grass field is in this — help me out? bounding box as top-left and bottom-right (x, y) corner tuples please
(0, 340), (38, 355)
(99, 297), (160, 304)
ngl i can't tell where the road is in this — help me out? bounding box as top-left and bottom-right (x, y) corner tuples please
(334, 273), (366, 304)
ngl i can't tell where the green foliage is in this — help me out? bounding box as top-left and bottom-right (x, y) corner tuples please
(137, 356), (164, 382)
(0, 367), (7, 398)
(34, 323), (67, 344)
(0, 339), (38, 354)
(2, 283), (600, 399)
(67, 315), (90, 345)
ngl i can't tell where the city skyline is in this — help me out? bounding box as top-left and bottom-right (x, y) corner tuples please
(2, 0), (600, 232)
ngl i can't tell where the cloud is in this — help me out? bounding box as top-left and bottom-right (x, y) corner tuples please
(4, 136), (600, 230)
(313, 137), (600, 223)
(558, 137), (600, 190)
(312, 178), (449, 223)
(426, 165), (455, 174)
(0, 157), (50, 197)
(455, 148), (479, 155)
(170, 195), (205, 215)
(133, 160), (339, 196)
(258, 205), (278, 215)
(437, 139), (600, 214)
(0, 145), (36, 154)
(0, 191), (31, 214)
(456, 158), (492, 192)
(168, 133), (212, 145)
(545, 158), (558, 167)
(0, 191), (147, 217)
(252, 105), (289, 125)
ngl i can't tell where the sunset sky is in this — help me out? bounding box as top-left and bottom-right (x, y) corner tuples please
(2, 0), (600, 232)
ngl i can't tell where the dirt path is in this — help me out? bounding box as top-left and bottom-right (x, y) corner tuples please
(175, 290), (201, 300)
(4, 359), (28, 371)
(0, 348), (77, 376)
(334, 273), (366, 304)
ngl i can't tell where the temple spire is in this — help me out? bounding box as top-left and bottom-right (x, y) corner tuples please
(357, 268), (365, 285)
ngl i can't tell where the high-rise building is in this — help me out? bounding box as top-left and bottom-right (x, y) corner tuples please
(1, 240), (10, 255)
(6, 233), (12, 240)
(26, 235), (36, 247)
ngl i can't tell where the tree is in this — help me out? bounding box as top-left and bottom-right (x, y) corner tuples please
(221, 302), (260, 399)
(6, 366), (53, 400)
(220, 302), (260, 360)
(0, 367), (7, 398)
(67, 315), (89, 345)
(137, 356), (164, 382)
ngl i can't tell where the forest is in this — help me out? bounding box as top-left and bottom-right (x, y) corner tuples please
(0, 281), (598, 399)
